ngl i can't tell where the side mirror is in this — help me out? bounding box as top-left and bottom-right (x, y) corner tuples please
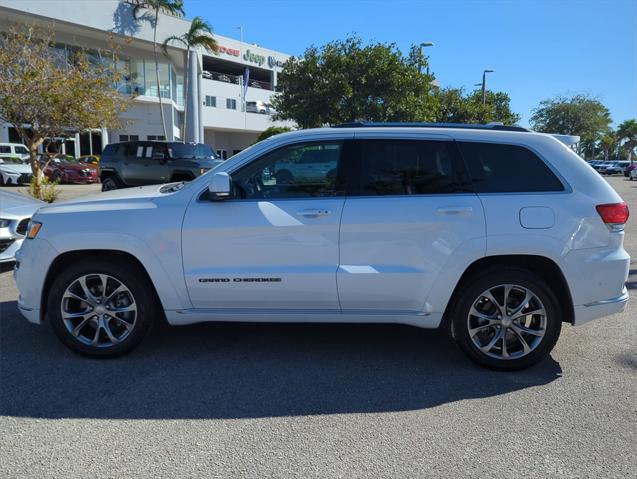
(208, 172), (231, 200)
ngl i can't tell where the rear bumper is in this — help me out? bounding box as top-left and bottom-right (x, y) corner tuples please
(573, 288), (629, 326)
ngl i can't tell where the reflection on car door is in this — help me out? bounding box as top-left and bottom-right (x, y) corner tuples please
(337, 137), (486, 313)
(181, 139), (352, 311)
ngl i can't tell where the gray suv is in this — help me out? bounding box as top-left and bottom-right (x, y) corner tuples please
(100, 141), (221, 191)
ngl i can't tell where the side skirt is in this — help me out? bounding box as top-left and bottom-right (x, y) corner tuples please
(164, 308), (444, 329)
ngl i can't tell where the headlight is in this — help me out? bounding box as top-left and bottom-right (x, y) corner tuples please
(26, 221), (42, 239)
(0, 219), (11, 228)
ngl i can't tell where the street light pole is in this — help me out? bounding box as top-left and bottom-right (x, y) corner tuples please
(418, 42), (434, 76)
(481, 69), (494, 104)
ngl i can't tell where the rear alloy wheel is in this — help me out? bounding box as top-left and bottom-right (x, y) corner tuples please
(48, 260), (156, 358)
(450, 269), (561, 370)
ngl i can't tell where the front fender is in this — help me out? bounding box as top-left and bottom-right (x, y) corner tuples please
(46, 233), (191, 311)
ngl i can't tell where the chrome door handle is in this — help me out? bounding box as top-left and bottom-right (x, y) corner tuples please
(436, 206), (473, 215)
(296, 208), (331, 217)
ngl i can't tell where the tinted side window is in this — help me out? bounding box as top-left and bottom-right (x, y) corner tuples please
(350, 140), (468, 196)
(458, 142), (564, 193)
(231, 142), (344, 199)
(122, 143), (139, 159)
(0, 146), (11, 153)
(101, 144), (118, 159)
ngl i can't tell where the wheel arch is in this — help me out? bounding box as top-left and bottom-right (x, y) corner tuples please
(40, 250), (165, 323)
(99, 168), (125, 185)
(443, 254), (574, 326)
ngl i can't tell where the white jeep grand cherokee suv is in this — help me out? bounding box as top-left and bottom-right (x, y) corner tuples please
(14, 123), (630, 370)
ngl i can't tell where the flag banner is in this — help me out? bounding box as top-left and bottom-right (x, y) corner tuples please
(243, 67), (250, 99)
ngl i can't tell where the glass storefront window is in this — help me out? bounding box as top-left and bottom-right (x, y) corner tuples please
(114, 58), (132, 94)
(175, 72), (184, 106)
(130, 59), (145, 95)
(144, 61), (171, 99)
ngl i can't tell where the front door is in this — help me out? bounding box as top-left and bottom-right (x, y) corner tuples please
(181, 140), (349, 310)
(337, 137), (486, 312)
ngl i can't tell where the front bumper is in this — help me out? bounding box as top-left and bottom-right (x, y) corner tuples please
(67, 176), (99, 184)
(0, 237), (24, 262)
(2, 172), (32, 185)
(14, 238), (59, 325)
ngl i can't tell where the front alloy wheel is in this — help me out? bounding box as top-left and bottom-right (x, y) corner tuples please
(48, 259), (156, 358)
(61, 274), (137, 348)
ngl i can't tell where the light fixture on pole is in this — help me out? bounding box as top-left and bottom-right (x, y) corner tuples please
(418, 42), (434, 75)
(481, 69), (494, 104)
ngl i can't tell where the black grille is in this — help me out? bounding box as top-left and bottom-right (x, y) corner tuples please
(16, 218), (30, 236)
(0, 239), (14, 253)
(18, 173), (32, 184)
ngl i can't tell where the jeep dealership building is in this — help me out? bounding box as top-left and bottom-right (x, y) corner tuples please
(0, 0), (294, 158)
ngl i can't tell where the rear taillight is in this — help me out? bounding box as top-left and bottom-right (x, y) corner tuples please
(596, 202), (629, 226)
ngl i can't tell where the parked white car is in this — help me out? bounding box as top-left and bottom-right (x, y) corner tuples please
(0, 157), (33, 186)
(0, 191), (44, 263)
(0, 143), (30, 161)
(14, 123), (630, 370)
(246, 100), (268, 114)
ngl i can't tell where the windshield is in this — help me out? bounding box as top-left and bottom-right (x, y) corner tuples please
(169, 143), (216, 159)
(14, 146), (28, 154)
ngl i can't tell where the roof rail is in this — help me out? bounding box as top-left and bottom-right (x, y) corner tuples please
(333, 121), (531, 132)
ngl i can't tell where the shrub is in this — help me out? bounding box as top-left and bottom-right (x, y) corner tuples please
(29, 176), (60, 203)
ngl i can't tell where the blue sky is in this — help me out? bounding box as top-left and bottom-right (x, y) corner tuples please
(185, 0), (637, 127)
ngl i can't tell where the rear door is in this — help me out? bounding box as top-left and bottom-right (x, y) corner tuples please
(337, 135), (486, 313)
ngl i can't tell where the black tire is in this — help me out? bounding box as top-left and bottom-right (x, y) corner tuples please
(47, 258), (158, 358)
(448, 268), (562, 371)
(52, 171), (63, 183)
(101, 176), (121, 192)
(0, 174), (4, 186)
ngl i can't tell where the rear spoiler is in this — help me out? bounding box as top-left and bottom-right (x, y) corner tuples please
(551, 134), (580, 146)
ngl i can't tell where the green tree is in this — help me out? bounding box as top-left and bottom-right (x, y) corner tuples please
(272, 36), (438, 128)
(131, 0), (184, 140)
(598, 131), (617, 160)
(530, 94), (612, 155)
(256, 126), (293, 143)
(617, 119), (637, 163)
(0, 25), (129, 199)
(433, 88), (520, 124)
(162, 16), (217, 142)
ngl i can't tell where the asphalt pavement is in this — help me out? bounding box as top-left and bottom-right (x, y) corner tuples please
(0, 176), (635, 478)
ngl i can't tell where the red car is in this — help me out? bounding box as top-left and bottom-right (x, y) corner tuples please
(42, 156), (99, 184)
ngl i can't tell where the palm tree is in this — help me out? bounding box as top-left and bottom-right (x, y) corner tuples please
(617, 119), (637, 163)
(599, 131), (617, 161)
(162, 16), (217, 142)
(131, 0), (185, 140)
